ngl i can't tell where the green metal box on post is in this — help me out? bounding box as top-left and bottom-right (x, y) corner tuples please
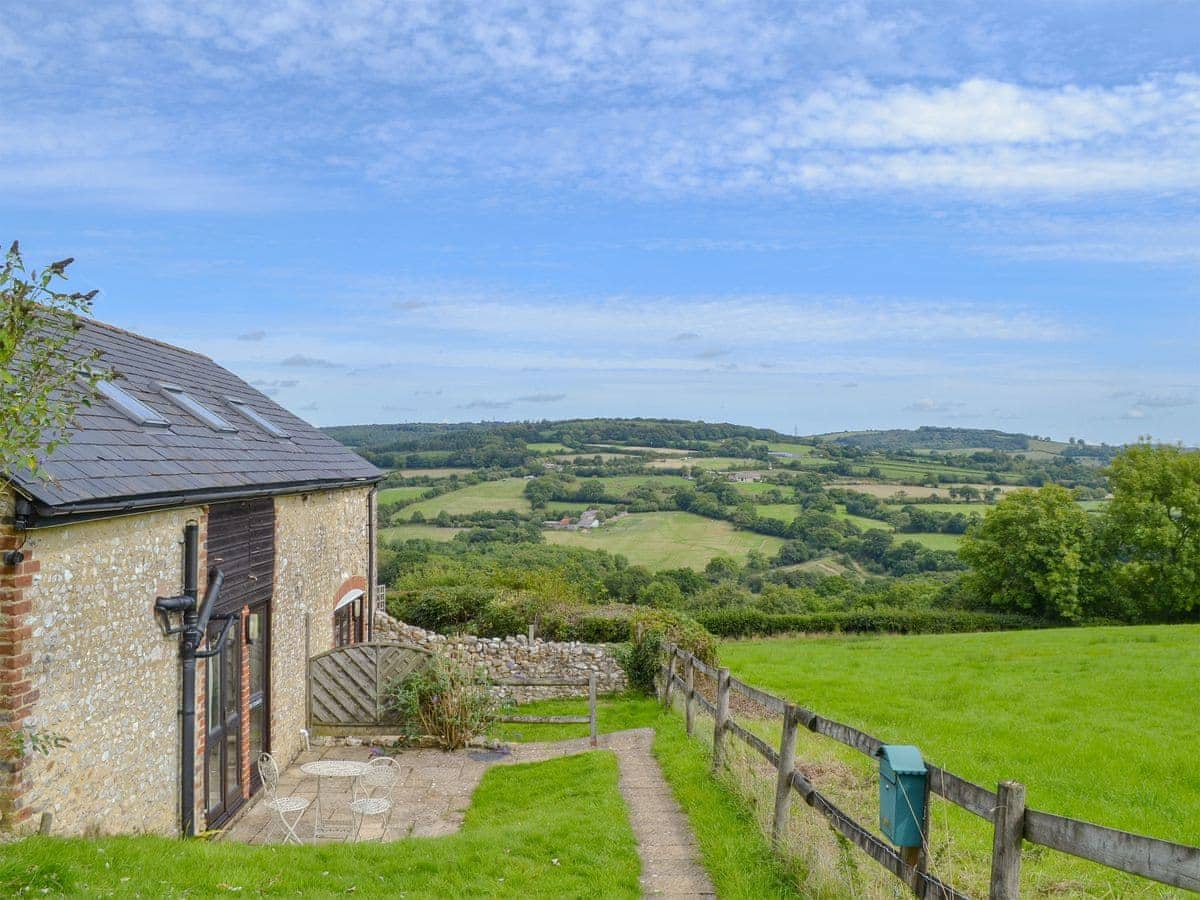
(876, 744), (927, 848)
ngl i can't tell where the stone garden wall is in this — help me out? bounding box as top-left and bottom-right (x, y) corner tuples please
(373, 610), (627, 701)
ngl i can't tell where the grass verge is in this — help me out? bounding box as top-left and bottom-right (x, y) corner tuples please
(495, 695), (802, 898)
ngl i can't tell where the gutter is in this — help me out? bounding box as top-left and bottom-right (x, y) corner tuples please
(367, 484), (378, 641)
(19, 476), (384, 528)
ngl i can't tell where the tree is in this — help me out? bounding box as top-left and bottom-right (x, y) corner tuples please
(1102, 444), (1200, 620)
(959, 485), (1094, 620)
(2, 242), (103, 761)
(2, 241), (109, 477)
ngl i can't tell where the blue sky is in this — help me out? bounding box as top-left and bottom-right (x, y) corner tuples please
(3, 1), (1198, 444)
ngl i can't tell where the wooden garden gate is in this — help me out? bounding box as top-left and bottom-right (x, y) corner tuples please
(307, 642), (432, 734)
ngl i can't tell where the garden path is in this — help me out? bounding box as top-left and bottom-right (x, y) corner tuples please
(222, 728), (714, 897)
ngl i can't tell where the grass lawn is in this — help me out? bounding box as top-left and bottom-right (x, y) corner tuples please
(0, 753), (640, 898)
(380, 524), (465, 542)
(722, 625), (1200, 895)
(495, 697), (802, 898)
(403, 479), (532, 517)
(544, 511), (785, 569)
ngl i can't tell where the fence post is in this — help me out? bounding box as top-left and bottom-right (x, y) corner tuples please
(684, 654), (696, 736)
(588, 673), (598, 747)
(663, 648), (678, 710)
(712, 667), (730, 773)
(989, 780), (1027, 900)
(772, 703), (800, 850)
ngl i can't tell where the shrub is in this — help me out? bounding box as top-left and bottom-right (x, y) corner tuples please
(384, 655), (503, 750)
(695, 607), (1043, 638)
(619, 629), (662, 696)
(391, 585), (497, 632)
(631, 608), (716, 664)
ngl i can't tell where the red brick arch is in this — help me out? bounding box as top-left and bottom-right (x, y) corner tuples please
(332, 576), (368, 645)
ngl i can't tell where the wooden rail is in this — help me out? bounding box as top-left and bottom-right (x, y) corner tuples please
(496, 673), (598, 747)
(662, 645), (1200, 898)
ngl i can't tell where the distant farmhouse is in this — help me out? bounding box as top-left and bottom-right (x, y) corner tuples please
(543, 509), (603, 531)
(1, 317), (383, 836)
(727, 471), (764, 483)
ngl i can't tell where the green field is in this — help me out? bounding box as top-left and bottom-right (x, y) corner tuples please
(0, 753), (640, 897)
(884, 501), (992, 514)
(544, 511), (785, 569)
(722, 626), (1200, 896)
(765, 442), (818, 455)
(647, 456), (758, 471)
(526, 441), (574, 453)
(378, 486), (428, 505)
(391, 467), (476, 478)
(752, 503), (801, 522)
(403, 478), (532, 517)
(900, 531), (963, 550)
(596, 474), (689, 494)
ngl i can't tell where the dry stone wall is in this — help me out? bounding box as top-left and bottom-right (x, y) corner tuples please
(373, 610), (626, 701)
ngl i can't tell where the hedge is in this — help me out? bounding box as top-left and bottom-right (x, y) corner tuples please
(695, 607), (1044, 637)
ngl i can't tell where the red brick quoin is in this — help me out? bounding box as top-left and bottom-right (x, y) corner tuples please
(0, 536), (39, 828)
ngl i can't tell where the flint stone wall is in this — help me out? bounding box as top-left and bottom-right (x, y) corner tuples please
(373, 610), (626, 701)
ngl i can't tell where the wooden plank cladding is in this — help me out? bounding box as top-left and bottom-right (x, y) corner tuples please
(207, 498), (275, 614)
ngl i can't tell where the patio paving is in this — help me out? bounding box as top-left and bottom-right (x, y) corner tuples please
(222, 728), (715, 896)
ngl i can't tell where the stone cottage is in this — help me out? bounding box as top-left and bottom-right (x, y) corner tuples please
(0, 317), (383, 836)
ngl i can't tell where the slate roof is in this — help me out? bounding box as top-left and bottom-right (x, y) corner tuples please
(7, 316), (382, 522)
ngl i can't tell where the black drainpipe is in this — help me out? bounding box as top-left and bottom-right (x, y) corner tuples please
(156, 523), (234, 837)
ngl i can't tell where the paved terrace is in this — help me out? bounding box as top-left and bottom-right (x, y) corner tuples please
(222, 728), (715, 897)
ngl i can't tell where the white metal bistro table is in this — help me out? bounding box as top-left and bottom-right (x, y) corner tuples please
(299, 759), (369, 840)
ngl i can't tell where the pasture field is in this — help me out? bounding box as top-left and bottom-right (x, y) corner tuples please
(380, 524), (464, 542)
(544, 511), (786, 568)
(646, 456), (759, 471)
(377, 486), (428, 505)
(833, 504), (895, 532)
(402, 478), (531, 517)
(1078, 499), (1112, 511)
(765, 442), (818, 456)
(526, 441), (574, 453)
(550, 451), (633, 462)
(596, 444), (696, 455)
(595, 474), (689, 494)
(884, 501), (993, 513)
(753, 503), (801, 522)
(721, 626), (1200, 896)
(898, 531), (963, 550)
(841, 482), (1022, 500)
(732, 481), (785, 497)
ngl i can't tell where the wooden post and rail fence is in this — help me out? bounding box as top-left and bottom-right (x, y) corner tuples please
(495, 674), (599, 747)
(661, 643), (1200, 899)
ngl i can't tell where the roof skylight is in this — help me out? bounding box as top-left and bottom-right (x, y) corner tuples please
(227, 399), (289, 437)
(159, 384), (237, 432)
(96, 379), (170, 426)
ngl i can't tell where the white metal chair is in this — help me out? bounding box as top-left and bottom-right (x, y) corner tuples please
(258, 752), (311, 844)
(349, 756), (402, 841)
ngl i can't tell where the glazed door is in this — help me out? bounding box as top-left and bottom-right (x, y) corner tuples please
(246, 603), (270, 788)
(205, 622), (242, 826)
